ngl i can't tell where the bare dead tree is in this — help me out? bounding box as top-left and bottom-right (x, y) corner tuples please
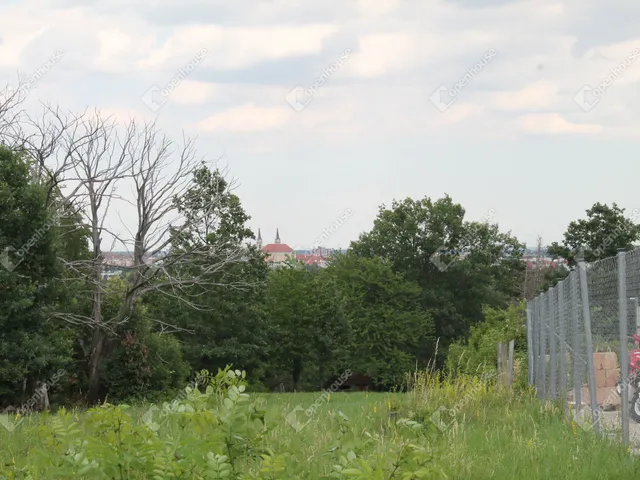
(0, 81), (27, 145)
(50, 115), (253, 401)
(46, 111), (133, 400)
(118, 121), (250, 308)
(3, 104), (106, 215)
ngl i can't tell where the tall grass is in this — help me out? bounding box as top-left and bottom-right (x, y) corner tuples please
(0, 372), (638, 478)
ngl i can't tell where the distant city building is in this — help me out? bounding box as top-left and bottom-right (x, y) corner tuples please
(260, 229), (295, 267)
(103, 252), (134, 267)
(296, 251), (328, 267)
(524, 254), (568, 269)
(258, 229), (337, 268)
(296, 247), (334, 267)
(102, 252), (161, 268)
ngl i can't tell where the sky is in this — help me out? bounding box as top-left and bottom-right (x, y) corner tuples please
(1, 0), (639, 251)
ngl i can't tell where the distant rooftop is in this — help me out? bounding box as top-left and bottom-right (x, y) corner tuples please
(295, 248), (347, 254)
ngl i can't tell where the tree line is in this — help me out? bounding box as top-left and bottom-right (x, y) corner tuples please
(1, 89), (636, 407)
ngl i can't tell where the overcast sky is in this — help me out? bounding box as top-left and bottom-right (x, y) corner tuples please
(2, 0), (639, 251)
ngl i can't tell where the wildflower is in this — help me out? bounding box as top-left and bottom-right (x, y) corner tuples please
(374, 405), (377, 414)
(388, 400), (391, 410)
(327, 394), (331, 402)
(571, 421), (577, 438)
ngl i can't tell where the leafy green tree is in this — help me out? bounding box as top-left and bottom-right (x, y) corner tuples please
(94, 276), (190, 402)
(547, 202), (640, 266)
(329, 253), (434, 388)
(0, 146), (73, 404)
(534, 265), (569, 294)
(147, 253), (269, 387)
(265, 262), (349, 390)
(349, 195), (524, 362)
(305, 267), (351, 389)
(147, 165), (271, 388)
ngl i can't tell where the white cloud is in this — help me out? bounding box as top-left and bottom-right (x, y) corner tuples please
(195, 104), (293, 132)
(137, 24), (337, 71)
(488, 81), (561, 111)
(0, 28), (49, 68)
(346, 33), (420, 78)
(1, 0), (640, 250)
(437, 102), (486, 124)
(170, 80), (218, 105)
(515, 113), (603, 135)
(95, 30), (131, 64)
(346, 29), (501, 80)
(93, 107), (156, 123)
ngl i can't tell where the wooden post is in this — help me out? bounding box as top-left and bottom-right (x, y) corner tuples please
(34, 381), (50, 412)
(498, 342), (509, 386)
(497, 342), (503, 384)
(508, 340), (515, 388)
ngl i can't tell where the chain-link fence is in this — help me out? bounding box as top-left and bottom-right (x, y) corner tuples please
(527, 248), (640, 445)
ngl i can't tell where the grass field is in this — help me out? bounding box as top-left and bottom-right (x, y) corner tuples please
(1, 373), (639, 479)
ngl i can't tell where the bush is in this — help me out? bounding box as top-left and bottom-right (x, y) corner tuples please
(103, 328), (190, 403)
(446, 301), (527, 379)
(3, 367), (267, 478)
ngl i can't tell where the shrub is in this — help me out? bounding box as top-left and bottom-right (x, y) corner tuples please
(446, 301), (527, 380)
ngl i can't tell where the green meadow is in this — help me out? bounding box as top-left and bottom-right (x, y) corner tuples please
(1, 371), (637, 479)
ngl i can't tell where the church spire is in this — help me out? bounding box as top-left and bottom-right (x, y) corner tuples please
(257, 228), (262, 249)
(275, 228), (281, 244)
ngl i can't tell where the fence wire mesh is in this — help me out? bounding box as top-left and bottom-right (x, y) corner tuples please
(527, 249), (640, 445)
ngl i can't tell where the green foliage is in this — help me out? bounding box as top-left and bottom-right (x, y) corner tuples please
(534, 266), (569, 294)
(326, 414), (447, 479)
(548, 202), (640, 266)
(329, 253), (434, 388)
(446, 302), (527, 378)
(0, 146), (74, 403)
(147, 164), (270, 387)
(1, 142), (534, 405)
(103, 327), (190, 403)
(264, 263), (350, 390)
(2, 368), (267, 479)
(2, 375), (639, 479)
(95, 277), (190, 402)
(348, 195), (525, 363)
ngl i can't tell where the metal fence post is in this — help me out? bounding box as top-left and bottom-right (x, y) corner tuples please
(578, 259), (599, 432)
(635, 297), (640, 338)
(538, 293), (547, 399)
(527, 301), (534, 386)
(549, 287), (557, 399)
(532, 297), (537, 392)
(618, 249), (629, 444)
(533, 296), (540, 389)
(558, 280), (567, 411)
(571, 271), (581, 409)
(632, 297), (640, 339)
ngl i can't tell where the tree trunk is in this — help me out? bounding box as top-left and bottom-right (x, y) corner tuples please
(34, 381), (50, 411)
(87, 220), (104, 404)
(88, 329), (106, 403)
(292, 358), (302, 391)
